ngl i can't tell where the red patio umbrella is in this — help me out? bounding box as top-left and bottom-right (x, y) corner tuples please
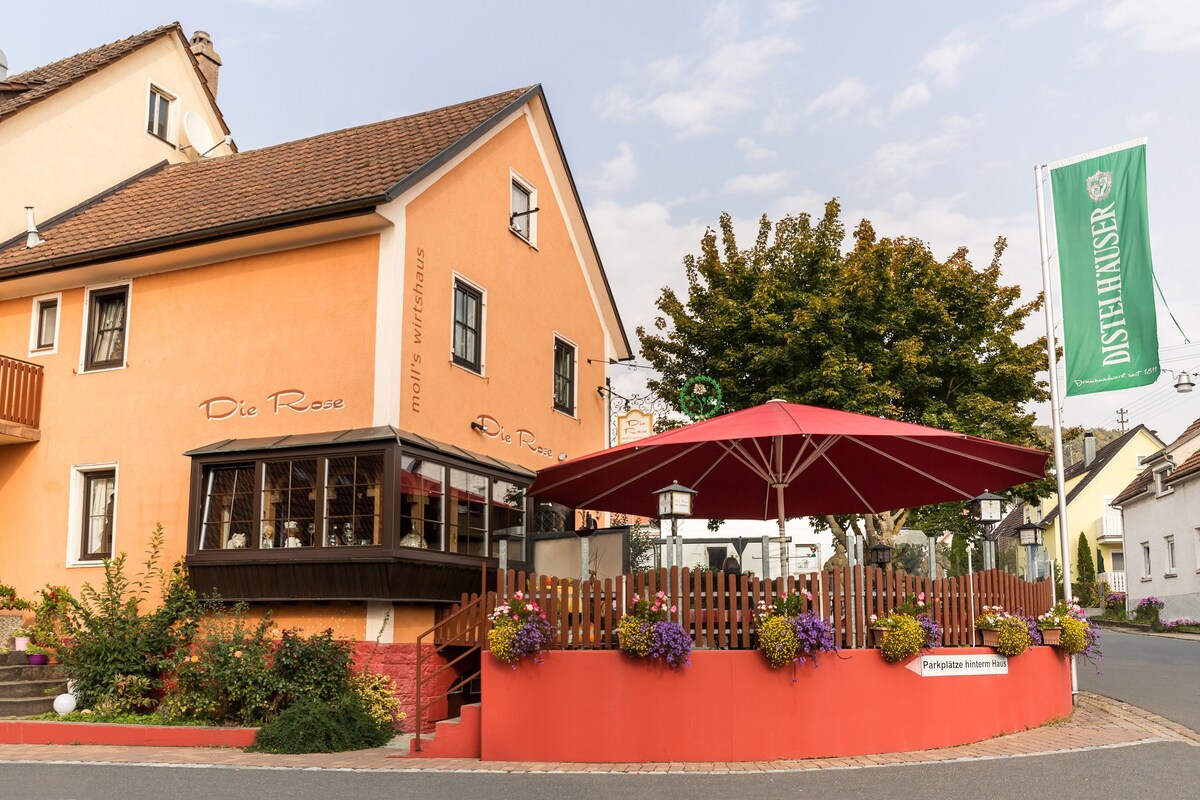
(529, 400), (1048, 525)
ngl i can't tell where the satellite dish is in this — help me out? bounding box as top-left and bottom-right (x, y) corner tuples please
(183, 111), (217, 156)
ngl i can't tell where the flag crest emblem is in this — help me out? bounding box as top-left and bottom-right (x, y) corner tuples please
(1086, 170), (1113, 202)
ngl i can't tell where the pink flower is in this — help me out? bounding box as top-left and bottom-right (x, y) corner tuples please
(514, 591), (524, 600)
(918, 592), (925, 601)
(670, 605), (677, 613)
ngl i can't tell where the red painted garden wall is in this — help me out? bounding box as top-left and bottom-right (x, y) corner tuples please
(481, 648), (1071, 762)
(352, 642), (453, 733)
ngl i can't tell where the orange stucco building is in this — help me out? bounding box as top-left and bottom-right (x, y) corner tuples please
(0, 27), (630, 703)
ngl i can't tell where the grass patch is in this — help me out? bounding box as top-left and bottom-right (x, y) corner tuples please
(28, 710), (223, 726)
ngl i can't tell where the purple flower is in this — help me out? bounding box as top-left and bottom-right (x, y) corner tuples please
(647, 620), (692, 669)
(787, 611), (839, 666)
(916, 613), (943, 647)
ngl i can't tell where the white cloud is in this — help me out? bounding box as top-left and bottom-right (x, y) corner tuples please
(597, 6), (800, 137)
(1101, 0), (1200, 51)
(723, 171), (790, 194)
(890, 81), (932, 114)
(1009, 0), (1081, 29)
(736, 136), (778, 162)
(587, 199), (707, 341)
(806, 77), (869, 118)
(920, 30), (979, 87)
(868, 133), (960, 185)
(768, 0), (813, 24)
(593, 143), (639, 193)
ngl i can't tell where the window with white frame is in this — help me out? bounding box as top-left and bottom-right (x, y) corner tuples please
(1165, 536), (1176, 575)
(82, 284), (130, 372)
(509, 172), (537, 244)
(29, 294), (60, 354)
(147, 85), (174, 141)
(553, 337), (576, 416)
(1195, 528), (1200, 572)
(68, 464), (118, 565)
(1142, 542), (1152, 579)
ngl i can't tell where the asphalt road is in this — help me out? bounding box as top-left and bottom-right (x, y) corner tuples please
(1079, 628), (1200, 731)
(0, 743), (1193, 800)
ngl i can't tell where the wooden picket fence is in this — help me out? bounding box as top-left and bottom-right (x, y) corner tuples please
(435, 566), (1054, 651)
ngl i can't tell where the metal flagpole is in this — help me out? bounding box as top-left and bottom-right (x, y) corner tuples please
(1034, 162), (1079, 703)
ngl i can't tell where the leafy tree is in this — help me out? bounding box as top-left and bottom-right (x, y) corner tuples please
(638, 203), (1049, 555)
(948, 534), (970, 577)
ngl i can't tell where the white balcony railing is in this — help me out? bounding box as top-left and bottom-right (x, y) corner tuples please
(1095, 515), (1123, 545)
(1098, 571), (1126, 593)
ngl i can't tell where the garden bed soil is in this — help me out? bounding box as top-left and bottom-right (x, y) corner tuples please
(0, 719), (256, 747)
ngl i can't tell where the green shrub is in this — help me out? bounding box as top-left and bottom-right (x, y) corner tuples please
(0, 582), (32, 611)
(351, 672), (401, 730)
(250, 695), (392, 753)
(273, 627), (354, 704)
(92, 674), (158, 716)
(60, 526), (200, 708)
(160, 604), (280, 726)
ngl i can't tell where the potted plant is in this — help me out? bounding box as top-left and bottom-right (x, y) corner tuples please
(975, 605), (1033, 656)
(871, 593), (941, 660)
(754, 591), (838, 669)
(617, 590), (692, 669)
(11, 627), (31, 652)
(486, 591), (554, 666)
(0, 582), (32, 645)
(1040, 598), (1094, 655)
(26, 645), (50, 666)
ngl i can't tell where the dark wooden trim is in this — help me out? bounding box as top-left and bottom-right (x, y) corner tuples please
(82, 285), (129, 372)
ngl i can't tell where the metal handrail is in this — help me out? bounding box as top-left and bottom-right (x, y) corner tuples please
(413, 593), (490, 753)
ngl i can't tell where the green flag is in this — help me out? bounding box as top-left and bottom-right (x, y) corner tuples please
(1050, 140), (1158, 396)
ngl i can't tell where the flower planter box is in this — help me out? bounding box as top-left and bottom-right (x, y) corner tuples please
(1040, 628), (1062, 647)
(871, 626), (889, 648)
(979, 628), (1000, 648)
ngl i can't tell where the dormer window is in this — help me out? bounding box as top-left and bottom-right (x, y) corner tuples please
(147, 85), (174, 142)
(1153, 464), (1174, 497)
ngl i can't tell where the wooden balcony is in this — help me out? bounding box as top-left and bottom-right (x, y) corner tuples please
(0, 355), (42, 444)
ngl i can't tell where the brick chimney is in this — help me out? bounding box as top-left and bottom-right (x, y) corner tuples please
(189, 31), (222, 98)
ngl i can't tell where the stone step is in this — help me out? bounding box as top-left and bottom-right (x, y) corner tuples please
(0, 695), (56, 718)
(0, 679), (66, 700)
(0, 664), (66, 682)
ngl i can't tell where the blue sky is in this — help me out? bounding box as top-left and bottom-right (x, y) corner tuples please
(7, 0), (1200, 443)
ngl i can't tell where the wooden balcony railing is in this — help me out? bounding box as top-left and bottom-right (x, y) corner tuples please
(0, 355), (43, 432)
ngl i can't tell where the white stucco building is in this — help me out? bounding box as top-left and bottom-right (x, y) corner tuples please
(1113, 418), (1200, 621)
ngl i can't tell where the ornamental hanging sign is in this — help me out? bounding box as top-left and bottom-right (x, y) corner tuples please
(679, 376), (722, 421)
(616, 409), (653, 444)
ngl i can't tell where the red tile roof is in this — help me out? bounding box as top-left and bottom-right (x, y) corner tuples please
(2, 24), (173, 121)
(1111, 416), (1200, 504)
(0, 86), (536, 274)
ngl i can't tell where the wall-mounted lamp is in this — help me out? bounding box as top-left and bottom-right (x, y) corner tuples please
(470, 420), (488, 433)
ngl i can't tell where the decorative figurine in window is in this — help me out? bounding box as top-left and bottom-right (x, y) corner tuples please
(341, 522), (354, 546)
(284, 521), (303, 548)
(227, 532), (247, 549)
(261, 523), (275, 548)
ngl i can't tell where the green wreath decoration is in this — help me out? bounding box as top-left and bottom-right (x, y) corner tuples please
(679, 375), (722, 420)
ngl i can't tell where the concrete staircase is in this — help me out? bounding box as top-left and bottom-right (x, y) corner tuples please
(408, 702), (481, 758)
(0, 652), (67, 718)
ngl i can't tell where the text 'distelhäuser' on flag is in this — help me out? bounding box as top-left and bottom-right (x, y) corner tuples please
(1049, 140), (1159, 396)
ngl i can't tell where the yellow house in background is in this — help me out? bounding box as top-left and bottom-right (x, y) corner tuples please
(0, 23), (232, 240)
(998, 426), (1163, 595)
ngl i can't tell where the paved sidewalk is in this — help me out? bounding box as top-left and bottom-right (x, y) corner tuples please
(0, 693), (1195, 774)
